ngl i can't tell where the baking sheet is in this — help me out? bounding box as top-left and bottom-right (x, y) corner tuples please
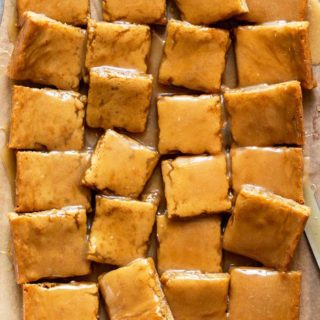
(0, 0), (320, 319)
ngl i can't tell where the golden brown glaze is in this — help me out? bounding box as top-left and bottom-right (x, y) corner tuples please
(240, 0), (307, 23)
(88, 195), (157, 266)
(162, 155), (231, 218)
(223, 185), (310, 270)
(83, 130), (159, 197)
(99, 258), (174, 320)
(8, 12), (86, 90)
(9, 208), (91, 284)
(17, 0), (89, 25)
(175, 0), (248, 24)
(161, 271), (229, 320)
(235, 22), (315, 89)
(158, 95), (223, 155)
(9, 86), (86, 151)
(15, 151), (91, 213)
(159, 20), (230, 93)
(229, 268), (301, 320)
(87, 67), (153, 133)
(231, 147), (304, 203)
(85, 20), (151, 73)
(157, 215), (222, 274)
(23, 282), (99, 320)
(225, 81), (304, 147)
(103, 0), (166, 24)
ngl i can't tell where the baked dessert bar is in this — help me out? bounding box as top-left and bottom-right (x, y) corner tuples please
(8, 12), (86, 90)
(85, 20), (151, 73)
(161, 271), (229, 320)
(229, 268), (301, 320)
(9, 85), (86, 151)
(162, 155), (231, 218)
(157, 214), (222, 274)
(9, 207), (90, 284)
(225, 81), (304, 147)
(15, 151), (91, 212)
(83, 130), (159, 197)
(231, 147), (304, 203)
(87, 67), (153, 133)
(223, 185), (310, 270)
(17, 0), (89, 25)
(88, 195), (158, 266)
(158, 95), (223, 155)
(22, 282), (99, 320)
(235, 22), (315, 89)
(103, 0), (166, 24)
(175, 0), (248, 25)
(159, 20), (230, 93)
(239, 0), (307, 23)
(99, 258), (174, 319)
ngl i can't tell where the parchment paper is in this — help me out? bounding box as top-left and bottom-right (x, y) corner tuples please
(0, 0), (320, 319)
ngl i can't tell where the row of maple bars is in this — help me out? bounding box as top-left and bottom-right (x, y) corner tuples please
(7, 1), (313, 320)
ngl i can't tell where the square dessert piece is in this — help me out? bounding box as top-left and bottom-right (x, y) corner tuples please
(23, 282), (99, 320)
(157, 215), (222, 274)
(158, 95), (223, 155)
(17, 0), (89, 25)
(9, 85), (86, 151)
(235, 22), (315, 89)
(162, 155), (231, 218)
(99, 258), (174, 320)
(8, 12), (86, 90)
(225, 81), (304, 147)
(231, 147), (304, 203)
(85, 20), (151, 73)
(161, 271), (229, 320)
(175, 0), (248, 25)
(88, 195), (158, 266)
(223, 185), (310, 270)
(87, 67), (153, 133)
(83, 130), (159, 197)
(15, 151), (91, 212)
(159, 20), (230, 93)
(239, 0), (307, 23)
(229, 268), (301, 320)
(9, 207), (91, 284)
(103, 0), (166, 24)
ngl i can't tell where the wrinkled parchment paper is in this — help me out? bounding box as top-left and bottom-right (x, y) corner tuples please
(1, 0), (320, 319)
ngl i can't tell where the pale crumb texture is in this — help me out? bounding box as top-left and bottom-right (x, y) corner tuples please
(8, 12), (86, 90)
(159, 20), (230, 93)
(9, 85), (86, 151)
(239, 0), (307, 23)
(235, 22), (315, 89)
(225, 81), (304, 147)
(88, 196), (157, 266)
(15, 151), (91, 212)
(175, 0), (248, 24)
(223, 185), (310, 270)
(87, 67), (153, 133)
(231, 147), (304, 203)
(99, 258), (174, 319)
(83, 130), (159, 197)
(103, 0), (166, 24)
(158, 95), (223, 155)
(23, 282), (99, 319)
(162, 155), (231, 218)
(157, 215), (222, 274)
(9, 208), (91, 284)
(85, 20), (151, 73)
(229, 268), (301, 320)
(17, 0), (89, 25)
(161, 271), (230, 320)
